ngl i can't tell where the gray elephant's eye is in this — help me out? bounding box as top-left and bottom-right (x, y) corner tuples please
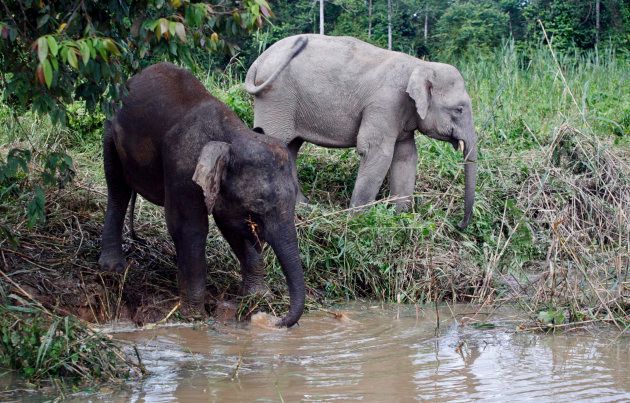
(455, 106), (464, 114)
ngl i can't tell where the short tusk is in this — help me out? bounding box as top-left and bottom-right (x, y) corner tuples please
(458, 140), (465, 153)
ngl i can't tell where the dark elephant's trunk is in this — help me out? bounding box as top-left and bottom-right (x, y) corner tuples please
(265, 219), (305, 327)
(458, 132), (477, 230)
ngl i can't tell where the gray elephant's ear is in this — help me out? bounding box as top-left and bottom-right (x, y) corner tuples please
(406, 67), (433, 120)
(193, 141), (230, 213)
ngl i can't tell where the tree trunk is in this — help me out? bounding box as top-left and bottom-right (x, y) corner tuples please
(423, 2), (428, 45)
(595, 0), (600, 44)
(320, 0), (325, 35)
(387, 0), (392, 50)
(368, 0), (372, 39)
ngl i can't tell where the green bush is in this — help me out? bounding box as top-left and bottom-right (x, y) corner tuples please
(0, 287), (137, 383)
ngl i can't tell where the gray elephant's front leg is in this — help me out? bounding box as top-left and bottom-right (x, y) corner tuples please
(388, 136), (418, 212)
(287, 138), (309, 204)
(350, 121), (396, 208)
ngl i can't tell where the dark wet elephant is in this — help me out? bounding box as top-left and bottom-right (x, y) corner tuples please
(98, 62), (304, 327)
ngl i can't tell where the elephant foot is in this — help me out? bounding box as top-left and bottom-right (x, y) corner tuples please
(239, 279), (270, 297)
(179, 299), (208, 321)
(98, 251), (126, 273)
(393, 196), (413, 213)
(214, 300), (238, 322)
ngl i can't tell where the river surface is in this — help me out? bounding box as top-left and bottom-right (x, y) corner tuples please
(108, 304), (630, 401)
(4, 304), (630, 401)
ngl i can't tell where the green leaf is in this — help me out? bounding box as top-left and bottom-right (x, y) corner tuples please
(67, 49), (78, 69)
(0, 225), (18, 246)
(174, 22), (186, 42)
(471, 322), (496, 329)
(36, 318), (60, 369)
(168, 21), (177, 37)
(537, 310), (565, 325)
(37, 37), (48, 63)
(46, 36), (59, 56)
(95, 39), (108, 61)
(158, 18), (169, 38)
(36, 13), (50, 29)
(26, 187), (46, 228)
(79, 41), (90, 65)
(103, 39), (121, 56)
(42, 59), (53, 88)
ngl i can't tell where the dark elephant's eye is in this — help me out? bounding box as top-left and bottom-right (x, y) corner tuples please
(456, 106), (464, 114)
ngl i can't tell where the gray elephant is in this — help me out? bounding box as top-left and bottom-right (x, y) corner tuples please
(245, 34), (477, 229)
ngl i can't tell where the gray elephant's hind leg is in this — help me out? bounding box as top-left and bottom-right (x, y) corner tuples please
(388, 136), (418, 212)
(214, 216), (269, 296)
(287, 138), (308, 204)
(350, 120), (396, 208)
(99, 124), (132, 273)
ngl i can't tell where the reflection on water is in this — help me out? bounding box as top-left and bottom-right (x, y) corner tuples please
(6, 305), (630, 402)
(108, 305), (630, 402)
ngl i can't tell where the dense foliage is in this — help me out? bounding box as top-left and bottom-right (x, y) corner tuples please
(0, 0), (272, 122)
(255, 0), (629, 62)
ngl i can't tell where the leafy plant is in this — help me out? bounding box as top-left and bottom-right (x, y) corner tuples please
(0, 0), (273, 123)
(0, 147), (75, 231)
(0, 291), (138, 383)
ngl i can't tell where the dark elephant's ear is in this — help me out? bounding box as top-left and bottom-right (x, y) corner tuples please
(193, 141), (230, 213)
(406, 67), (434, 120)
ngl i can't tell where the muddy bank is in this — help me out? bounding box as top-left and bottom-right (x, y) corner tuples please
(0, 188), (253, 325)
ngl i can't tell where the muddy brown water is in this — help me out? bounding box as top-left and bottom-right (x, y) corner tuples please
(4, 304), (630, 401)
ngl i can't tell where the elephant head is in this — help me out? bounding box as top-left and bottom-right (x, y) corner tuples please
(193, 132), (304, 327)
(406, 63), (477, 229)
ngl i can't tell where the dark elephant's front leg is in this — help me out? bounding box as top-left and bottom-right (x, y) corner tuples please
(99, 124), (132, 273)
(164, 186), (209, 319)
(214, 215), (269, 296)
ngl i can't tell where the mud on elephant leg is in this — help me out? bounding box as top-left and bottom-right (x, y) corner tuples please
(388, 136), (418, 212)
(99, 126), (132, 273)
(350, 121), (397, 208)
(214, 215), (270, 297)
(164, 190), (210, 319)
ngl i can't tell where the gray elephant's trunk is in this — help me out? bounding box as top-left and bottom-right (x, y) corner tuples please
(265, 221), (305, 327)
(459, 135), (477, 230)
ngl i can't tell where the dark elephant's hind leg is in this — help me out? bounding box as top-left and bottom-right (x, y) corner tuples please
(214, 215), (269, 296)
(99, 123), (132, 273)
(287, 138), (308, 204)
(164, 186), (209, 318)
(127, 191), (147, 245)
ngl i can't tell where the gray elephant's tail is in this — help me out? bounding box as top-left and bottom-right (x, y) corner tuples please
(244, 36), (308, 96)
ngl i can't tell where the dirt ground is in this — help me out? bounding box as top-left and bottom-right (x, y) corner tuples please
(0, 187), (249, 325)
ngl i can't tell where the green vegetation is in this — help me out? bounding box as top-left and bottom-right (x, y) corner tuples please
(0, 280), (141, 384)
